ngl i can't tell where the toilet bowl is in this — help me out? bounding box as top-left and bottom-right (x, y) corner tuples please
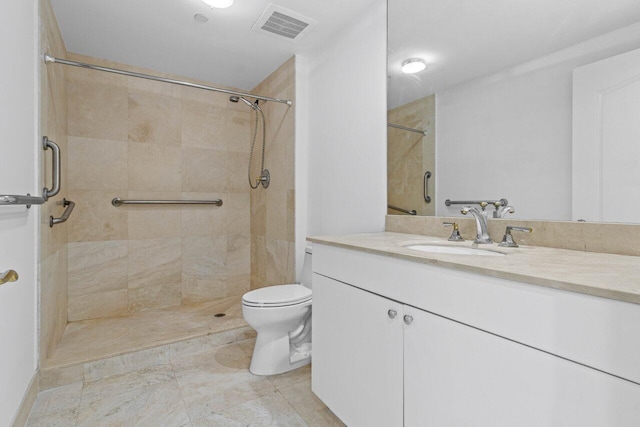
(242, 246), (313, 375)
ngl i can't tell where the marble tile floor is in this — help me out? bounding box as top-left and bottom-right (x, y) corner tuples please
(28, 339), (344, 426)
(44, 296), (247, 370)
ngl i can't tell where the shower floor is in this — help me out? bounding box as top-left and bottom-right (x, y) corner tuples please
(43, 295), (248, 370)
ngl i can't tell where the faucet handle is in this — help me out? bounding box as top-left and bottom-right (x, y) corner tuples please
(498, 226), (532, 247)
(443, 222), (464, 241)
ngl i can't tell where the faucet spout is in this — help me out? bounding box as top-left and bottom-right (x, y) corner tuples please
(461, 206), (492, 244)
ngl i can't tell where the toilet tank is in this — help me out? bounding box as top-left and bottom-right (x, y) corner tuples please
(300, 244), (313, 290)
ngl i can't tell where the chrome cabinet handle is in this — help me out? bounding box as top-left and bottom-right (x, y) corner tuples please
(388, 309), (398, 319)
(404, 314), (413, 325)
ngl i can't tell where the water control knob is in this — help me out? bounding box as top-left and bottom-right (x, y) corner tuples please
(404, 315), (414, 325)
(387, 309), (397, 319)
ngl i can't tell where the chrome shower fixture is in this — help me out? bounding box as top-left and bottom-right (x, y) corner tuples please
(230, 95), (270, 189)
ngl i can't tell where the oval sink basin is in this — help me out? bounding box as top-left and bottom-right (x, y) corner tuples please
(404, 244), (505, 256)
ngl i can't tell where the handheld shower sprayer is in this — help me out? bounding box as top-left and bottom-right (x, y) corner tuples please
(229, 95), (269, 189)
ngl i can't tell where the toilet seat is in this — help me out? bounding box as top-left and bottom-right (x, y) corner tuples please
(242, 284), (312, 308)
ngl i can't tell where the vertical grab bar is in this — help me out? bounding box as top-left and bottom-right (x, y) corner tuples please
(43, 136), (60, 200)
(424, 171), (432, 203)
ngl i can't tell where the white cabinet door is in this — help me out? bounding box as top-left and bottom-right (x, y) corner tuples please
(312, 274), (404, 427)
(404, 307), (640, 427)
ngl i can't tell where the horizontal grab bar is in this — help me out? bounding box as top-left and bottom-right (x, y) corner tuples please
(388, 205), (417, 215)
(387, 123), (427, 136)
(0, 194), (46, 207)
(50, 198), (75, 227)
(112, 198), (223, 207)
(445, 199), (508, 207)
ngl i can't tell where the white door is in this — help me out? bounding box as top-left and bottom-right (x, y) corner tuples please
(403, 307), (640, 426)
(0, 0), (39, 422)
(312, 274), (404, 427)
(573, 48), (640, 222)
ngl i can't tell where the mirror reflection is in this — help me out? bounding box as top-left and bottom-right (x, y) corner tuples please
(387, 0), (640, 223)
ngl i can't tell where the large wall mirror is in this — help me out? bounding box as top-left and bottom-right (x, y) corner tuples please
(387, 0), (640, 223)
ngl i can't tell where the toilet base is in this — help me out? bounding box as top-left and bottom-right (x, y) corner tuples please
(250, 330), (311, 376)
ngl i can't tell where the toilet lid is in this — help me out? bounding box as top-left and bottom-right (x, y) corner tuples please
(242, 284), (312, 307)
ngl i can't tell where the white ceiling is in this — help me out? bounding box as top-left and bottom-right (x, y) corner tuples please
(388, 0), (640, 108)
(50, 0), (375, 91)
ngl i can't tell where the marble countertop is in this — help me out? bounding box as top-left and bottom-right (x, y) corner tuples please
(308, 232), (640, 306)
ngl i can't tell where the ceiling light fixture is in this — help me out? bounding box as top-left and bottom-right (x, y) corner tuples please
(194, 13), (209, 22)
(401, 58), (427, 74)
(202, 0), (234, 9)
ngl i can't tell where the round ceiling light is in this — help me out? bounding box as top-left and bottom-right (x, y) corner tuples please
(401, 58), (427, 74)
(202, 0), (234, 8)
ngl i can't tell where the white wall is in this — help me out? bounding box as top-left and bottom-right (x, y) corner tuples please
(437, 22), (640, 221)
(300, 0), (387, 244)
(0, 0), (39, 424)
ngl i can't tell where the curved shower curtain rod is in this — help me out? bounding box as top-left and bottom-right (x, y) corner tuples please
(44, 54), (293, 106)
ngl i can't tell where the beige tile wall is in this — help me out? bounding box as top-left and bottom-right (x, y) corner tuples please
(39, 0), (69, 364)
(64, 53), (261, 321)
(250, 57), (296, 289)
(387, 95), (435, 216)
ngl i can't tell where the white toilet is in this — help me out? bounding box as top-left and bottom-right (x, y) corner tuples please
(242, 245), (313, 375)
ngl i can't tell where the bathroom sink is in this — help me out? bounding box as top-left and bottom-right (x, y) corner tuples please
(403, 244), (506, 257)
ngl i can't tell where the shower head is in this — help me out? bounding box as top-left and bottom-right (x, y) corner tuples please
(229, 95), (261, 111)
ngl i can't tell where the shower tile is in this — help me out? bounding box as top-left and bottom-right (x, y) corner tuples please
(39, 365), (85, 391)
(68, 289), (128, 322)
(237, 338), (256, 358)
(224, 192), (251, 235)
(84, 346), (171, 382)
(227, 274), (250, 296)
(250, 235), (267, 289)
(227, 234), (251, 277)
(181, 100), (228, 150)
(221, 110), (251, 153)
(68, 240), (128, 297)
(67, 79), (128, 140)
(128, 90), (182, 146)
(250, 187), (267, 237)
(181, 147), (227, 192)
(265, 238), (293, 285)
(129, 282), (182, 313)
(66, 190), (128, 242)
(177, 84), (229, 107)
(182, 278), (227, 305)
(128, 207), (182, 240)
(182, 236), (227, 280)
(266, 189), (292, 242)
(25, 407), (79, 427)
(67, 136), (128, 190)
(191, 391), (307, 427)
(180, 192), (227, 237)
(128, 142), (181, 191)
(128, 237), (181, 288)
(227, 151), (248, 191)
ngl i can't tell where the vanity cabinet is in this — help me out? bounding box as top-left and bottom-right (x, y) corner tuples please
(312, 243), (640, 427)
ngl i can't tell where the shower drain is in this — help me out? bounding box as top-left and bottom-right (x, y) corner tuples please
(214, 313), (226, 318)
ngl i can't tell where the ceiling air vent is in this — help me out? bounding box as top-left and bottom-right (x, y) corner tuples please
(252, 4), (316, 41)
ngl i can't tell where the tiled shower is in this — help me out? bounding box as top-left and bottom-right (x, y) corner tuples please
(39, 0), (295, 374)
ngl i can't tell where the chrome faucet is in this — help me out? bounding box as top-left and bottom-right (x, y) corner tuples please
(461, 203), (492, 244)
(493, 202), (515, 218)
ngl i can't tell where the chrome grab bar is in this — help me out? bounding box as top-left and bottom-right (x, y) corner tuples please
(423, 171), (432, 203)
(50, 198), (75, 227)
(112, 197), (223, 207)
(43, 136), (61, 200)
(445, 198), (508, 208)
(387, 123), (428, 136)
(0, 136), (60, 208)
(388, 205), (417, 215)
(0, 270), (19, 286)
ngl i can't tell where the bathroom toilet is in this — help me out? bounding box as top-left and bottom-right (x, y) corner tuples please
(242, 245), (313, 375)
